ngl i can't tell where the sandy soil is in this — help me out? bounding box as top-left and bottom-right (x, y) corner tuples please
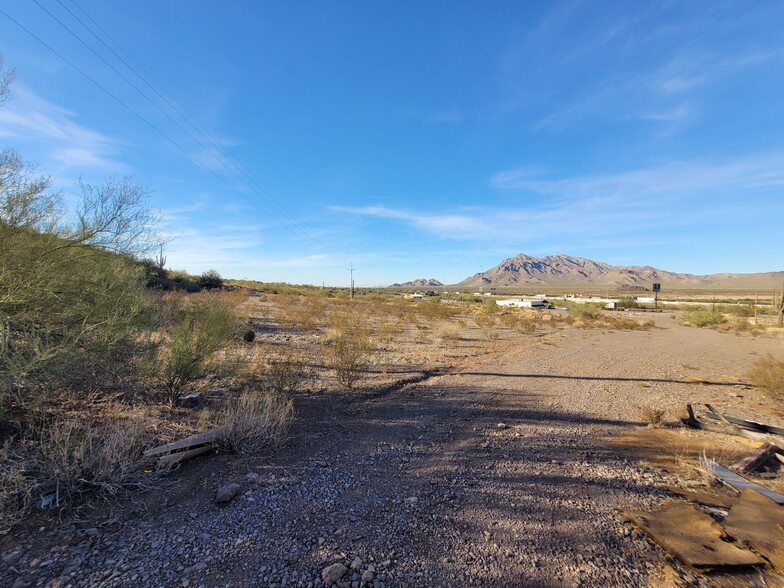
(2, 305), (783, 588)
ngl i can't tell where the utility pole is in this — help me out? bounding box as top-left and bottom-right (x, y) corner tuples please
(349, 263), (355, 299)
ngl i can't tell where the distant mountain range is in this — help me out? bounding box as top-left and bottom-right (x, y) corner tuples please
(454, 254), (784, 289)
(390, 278), (444, 288)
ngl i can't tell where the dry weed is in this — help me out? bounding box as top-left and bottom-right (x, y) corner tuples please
(215, 389), (293, 454)
(36, 415), (158, 507)
(0, 441), (36, 533)
(748, 354), (784, 403)
(436, 322), (462, 343)
(636, 405), (666, 427)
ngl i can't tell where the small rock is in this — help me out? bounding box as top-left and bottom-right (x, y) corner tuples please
(84, 527), (99, 537)
(1, 550), (22, 566)
(350, 557), (363, 571)
(322, 563), (348, 586)
(214, 483), (242, 504)
(361, 570), (375, 583)
(245, 472), (261, 484)
(497, 422), (510, 430)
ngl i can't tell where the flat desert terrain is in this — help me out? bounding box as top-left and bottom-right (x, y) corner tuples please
(3, 298), (783, 588)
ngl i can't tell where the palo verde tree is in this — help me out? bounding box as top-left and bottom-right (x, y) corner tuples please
(0, 56), (163, 406)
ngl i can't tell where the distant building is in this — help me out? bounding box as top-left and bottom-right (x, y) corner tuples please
(497, 299), (545, 308)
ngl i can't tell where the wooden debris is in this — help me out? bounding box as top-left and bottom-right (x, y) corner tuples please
(708, 462), (784, 505)
(732, 443), (782, 474)
(681, 405), (783, 445)
(156, 445), (215, 467)
(622, 501), (764, 569)
(143, 428), (223, 458)
(662, 485), (735, 509)
(722, 489), (784, 570)
(704, 405), (784, 437)
(143, 416), (271, 465)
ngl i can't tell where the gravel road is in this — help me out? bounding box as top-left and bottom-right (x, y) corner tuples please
(3, 312), (782, 587)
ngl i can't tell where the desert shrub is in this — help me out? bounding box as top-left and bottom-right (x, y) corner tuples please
(1, 227), (155, 406)
(198, 269), (223, 290)
(481, 298), (498, 314)
(473, 312), (496, 329)
(637, 405), (666, 426)
(684, 309), (726, 327)
(322, 314), (374, 389)
(569, 304), (603, 320)
(516, 318), (538, 333)
(265, 346), (316, 393)
(748, 355), (784, 402)
(0, 441), (36, 533)
(35, 416), (157, 507)
(158, 301), (238, 404)
(616, 297), (640, 309)
(214, 389), (293, 454)
(436, 322), (462, 342)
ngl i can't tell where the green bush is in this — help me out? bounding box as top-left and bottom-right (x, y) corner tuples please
(1, 226), (154, 405)
(198, 269), (224, 289)
(481, 298), (498, 314)
(570, 303), (603, 320)
(158, 301), (238, 404)
(684, 309), (726, 327)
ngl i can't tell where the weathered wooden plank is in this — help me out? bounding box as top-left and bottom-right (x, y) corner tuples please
(708, 462), (784, 505)
(143, 428), (225, 457)
(661, 485), (735, 509)
(704, 404), (784, 437)
(681, 406), (783, 445)
(157, 445), (215, 467)
(722, 489), (784, 570)
(143, 416), (273, 457)
(622, 501), (763, 569)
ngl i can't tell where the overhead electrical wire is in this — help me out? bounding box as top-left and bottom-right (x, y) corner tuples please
(2, 2), (340, 260)
(56, 0), (340, 260)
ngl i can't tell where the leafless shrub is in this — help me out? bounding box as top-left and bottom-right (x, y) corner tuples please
(214, 389), (293, 454)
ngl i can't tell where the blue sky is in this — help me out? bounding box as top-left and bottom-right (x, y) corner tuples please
(1, 1), (783, 286)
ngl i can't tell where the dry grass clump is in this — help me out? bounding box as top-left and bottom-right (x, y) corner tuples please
(636, 405), (666, 427)
(211, 389), (293, 454)
(436, 322), (463, 342)
(0, 442), (36, 533)
(35, 416), (158, 505)
(748, 354), (784, 403)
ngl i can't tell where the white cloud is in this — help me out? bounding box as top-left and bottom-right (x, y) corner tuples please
(335, 151), (784, 245)
(0, 85), (124, 173)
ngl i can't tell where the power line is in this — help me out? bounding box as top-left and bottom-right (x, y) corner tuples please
(33, 0), (338, 258)
(57, 0), (336, 259)
(2, 3), (340, 260)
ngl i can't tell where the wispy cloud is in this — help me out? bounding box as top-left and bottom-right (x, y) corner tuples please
(336, 151), (784, 247)
(0, 85), (125, 173)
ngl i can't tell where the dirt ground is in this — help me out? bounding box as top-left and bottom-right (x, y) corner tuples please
(2, 304), (783, 588)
